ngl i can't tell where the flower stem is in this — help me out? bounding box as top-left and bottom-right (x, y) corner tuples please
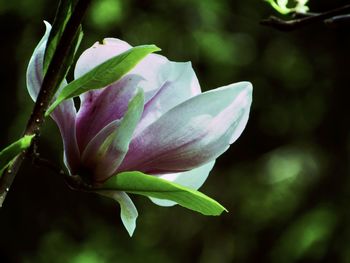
(0, 0), (91, 207)
(261, 4), (350, 31)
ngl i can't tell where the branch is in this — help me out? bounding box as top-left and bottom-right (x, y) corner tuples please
(325, 14), (350, 27)
(261, 4), (350, 31)
(0, 0), (91, 207)
(33, 156), (93, 192)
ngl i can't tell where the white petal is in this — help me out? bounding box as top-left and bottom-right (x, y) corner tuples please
(135, 61), (201, 136)
(25, 21), (80, 173)
(26, 21), (51, 101)
(150, 160), (215, 207)
(118, 81), (253, 173)
(129, 53), (169, 101)
(74, 38), (169, 102)
(74, 38), (131, 78)
(97, 190), (138, 237)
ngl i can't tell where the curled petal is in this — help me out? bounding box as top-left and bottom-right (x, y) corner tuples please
(135, 61), (201, 136)
(26, 21), (51, 101)
(26, 21), (79, 173)
(131, 53), (169, 101)
(80, 90), (144, 182)
(74, 38), (169, 103)
(150, 160), (215, 207)
(96, 190), (138, 237)
(51, 100), (80, 173)
(118, 82), (253, 173)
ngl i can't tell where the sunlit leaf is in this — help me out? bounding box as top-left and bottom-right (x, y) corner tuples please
(44, 0), (77, 74)
(295, 0), (309, 13)
(0, 135), (35, 176)
(43, 0), (84, 100)
(46, 45), (160, 115)
(264, 0), (309, 15)
(265, 0), (291, 14)
(102, 171), (227, 216)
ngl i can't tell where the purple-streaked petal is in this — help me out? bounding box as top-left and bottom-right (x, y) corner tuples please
(51, 100), (80, 173)
(134, 61), (201, 136)
(26, 21), (51, 101)
(25, 21), (79, 173)
(74, 38), (169, 103)
(75, 75), (141, 152)
(118, 82), (252, 173)
(130, 53), (170, 102)
(79, 119), (120, 178)
(150, 160), (215, 207)
(80, 90), (144, 182)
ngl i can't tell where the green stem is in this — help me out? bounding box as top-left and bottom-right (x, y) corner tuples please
(0, 0), (91, 207)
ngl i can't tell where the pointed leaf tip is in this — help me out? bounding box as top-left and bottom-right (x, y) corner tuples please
(0, 135), (35, 176)
(102, 171), (227, 216)
(46, 44), (161, 115)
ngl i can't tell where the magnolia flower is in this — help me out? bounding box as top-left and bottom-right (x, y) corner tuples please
(27, 23), (252, 234)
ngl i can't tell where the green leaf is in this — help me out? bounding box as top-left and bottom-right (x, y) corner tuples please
(102, 171), (227, 216)
(81, 89), (144, 180)
(54, 25), (83, 92)
(96, 90), (144, 157)
(265, 0), (291, 14)
(96, 190), (138, 237)
(0, 135), (35, 176)
(44, 0), (77, 74)
(46, 44), (160, 116)
(43, 0), (83, 100)
(264, 0), (309, 15)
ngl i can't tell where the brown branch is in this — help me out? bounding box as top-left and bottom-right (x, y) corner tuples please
(33, 156), (93, 192)
(325, 14), (350, 27)
(261, 4), (350, 31)
(0, 0), (91, 207)
(32, 155), (66, 176)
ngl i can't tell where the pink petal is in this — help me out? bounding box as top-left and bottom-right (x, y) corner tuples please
(118, 82), (252, 174)
(149, 160), (215, 207)
(75, 75), (141, 153)
(79, 119), (121, 180)
(134, 61), (201, 136)
(74, 38), (131, 78)
(74, 38), (170, 105)
(51, 100), (80, 173)
(80, 90), (144, 182)
(26, 22), (79, 173)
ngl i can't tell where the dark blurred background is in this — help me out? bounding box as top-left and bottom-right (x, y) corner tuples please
(1, 0), (350, 262)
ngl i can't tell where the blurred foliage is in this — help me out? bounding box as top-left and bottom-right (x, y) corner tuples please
(265, 0), (310, 14)
(0, 0), (350, 262)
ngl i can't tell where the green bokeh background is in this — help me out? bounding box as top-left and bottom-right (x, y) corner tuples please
(1, 0), (350, 262)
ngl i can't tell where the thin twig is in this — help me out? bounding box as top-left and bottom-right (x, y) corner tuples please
(0, 0), (91, 207)
(32, 155), (65, 176)
(261, 4), (350, 31)
(325, 14), (350, 27)
(33, 156), (93, 192)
